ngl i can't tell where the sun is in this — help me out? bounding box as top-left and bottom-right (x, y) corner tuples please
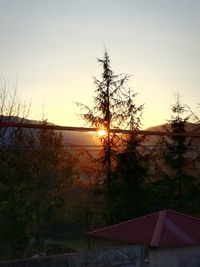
(97, 129), (107, 137)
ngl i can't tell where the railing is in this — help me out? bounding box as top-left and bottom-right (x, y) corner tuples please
(0, 247), (76, 261)
(0, 246), (140, 267)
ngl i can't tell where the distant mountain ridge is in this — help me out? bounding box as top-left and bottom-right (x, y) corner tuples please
(1, 116), (200, 147)
(144, 122), (200, 147)
(0, 116), (97, 146)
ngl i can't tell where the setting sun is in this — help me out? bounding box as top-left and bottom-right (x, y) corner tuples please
(97, 129), (107, 137)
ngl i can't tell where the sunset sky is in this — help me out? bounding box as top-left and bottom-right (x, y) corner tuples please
(0, 0), (200, 129)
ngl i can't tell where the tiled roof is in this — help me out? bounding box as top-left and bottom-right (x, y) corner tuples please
(87, 210), (200, 248)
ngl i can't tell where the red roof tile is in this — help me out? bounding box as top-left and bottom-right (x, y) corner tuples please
(87, 210), (200, 248)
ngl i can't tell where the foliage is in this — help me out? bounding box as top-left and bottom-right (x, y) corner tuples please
(77, 51), (145, 223)
(0, 121), (76, 250)
(78, 51), (143, 130)
(148, 97), (200, 214)
(111, 134), (150, 222)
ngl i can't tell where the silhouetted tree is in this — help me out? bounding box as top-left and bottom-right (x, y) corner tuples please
(0, 122), (76, 252)
(0, 82), (76, 252)
(149, 97), (200, 213)
(0, 79), (32, 250)
(78, 51), (144, 223)
(111, 134), (150, 222)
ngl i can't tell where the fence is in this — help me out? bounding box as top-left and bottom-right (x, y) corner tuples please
(0, 246), (141, 267)
(0, 247), (75, 262)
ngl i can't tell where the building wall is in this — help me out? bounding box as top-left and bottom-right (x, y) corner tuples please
(81, 245), (142, 267)
(90, 238), (149, 267)
(149, 245), (200, 267)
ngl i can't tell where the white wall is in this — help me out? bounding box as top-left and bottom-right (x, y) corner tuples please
(149, 245), (200, 267)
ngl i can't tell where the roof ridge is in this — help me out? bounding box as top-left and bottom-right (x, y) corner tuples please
(87, 210), (162, 235)
(151, 210), (167, 247)
(167, 209), (200, 222)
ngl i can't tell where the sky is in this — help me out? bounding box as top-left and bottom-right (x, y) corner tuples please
(0, 0), (200, 129)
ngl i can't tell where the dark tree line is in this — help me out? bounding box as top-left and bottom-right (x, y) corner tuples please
(79, 51), (200, 225)
(0, 119), (77, 252)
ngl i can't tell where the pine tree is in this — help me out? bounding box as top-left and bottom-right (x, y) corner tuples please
(111, 133), (150, 222)
(151, 97), (200, 213)
(78, 51), (144, 223)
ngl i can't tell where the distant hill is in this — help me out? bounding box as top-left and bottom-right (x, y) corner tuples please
(0, 116), (98, 147)
(1, 116), (200, 181)
(144, 122), (200, 148)
(1, 116), (200, 148)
